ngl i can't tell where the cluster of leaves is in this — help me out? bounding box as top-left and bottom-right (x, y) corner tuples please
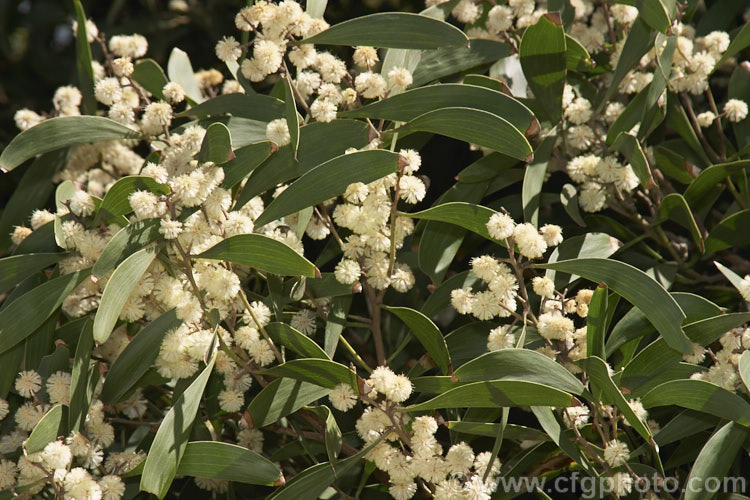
(1, 0), (750, 499)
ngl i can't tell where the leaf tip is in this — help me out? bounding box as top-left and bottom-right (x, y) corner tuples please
(524, 152), (534, 163)
(526, 118), (541, 137)
(314, 266), (322, 279)
(543, 12), (562, 26)
(274, 474), (286, 486)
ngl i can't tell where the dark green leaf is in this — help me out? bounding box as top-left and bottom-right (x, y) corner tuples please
(447, 421), (549, 441)
(536, 258), (691, 354)
(301, 12), (468, 49)
(73, 0), (96, 114)
(237, 120), (369, 207)
(304, 406), (342, 470)
(341, 84), (537, 137)
(728, 61), (750, 150)
(93, 176), (170, 226)
(560, 184), (586, 227)
(637, 0), (672, 33)
(384, 306), (452, 374)
(69, 320), (95, 432)
(93, 246), (157, 343)
(412, 39), (510, 87)
(396, 107), (533, 162)
(101, 309), (182, 404)
(221, 141), (273, 190)
(406, 381), (573, 411)
(0, 270), (87, 354)
(283, 77), (300, 158)
(140, 355), (215, 498)
(265, 322), (328, 359)
(603, 17), (655, 103)
(641, 379), (750, 425)
(716, 23), (750, 67)
(0, 253), (65, 295)
(26, 404), (68, 453)
(454, 349), (585, 395)
(198, 122), (234, 164)
(565, 34), (592, 71)
(658, 193), (704, 253)
(520, 13), (566, 121)
(684, 422), (748, 500)
(197, 234), (317, 277)
(247, 378), (330, 428)
(132, 59), (168, 100)
(93, 220), (161, 278)
(522, 136), (555, 226)
(705, 209), (750, 253)
(613, 132), (653, 188)
(0, 117), (141, 172)
(404, 202), (501, 243)
(176, 441), (282, 485)
(176, 93), (285, 122)
(255, 150), (399, 226)
(261, 359), (355, 389)
(586, 284), (608, 360)
(324, 295), (351, 358)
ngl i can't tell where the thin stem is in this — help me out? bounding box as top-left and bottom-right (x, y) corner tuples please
(237, 289), (283, 363)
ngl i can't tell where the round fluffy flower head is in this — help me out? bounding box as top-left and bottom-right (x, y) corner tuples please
(412, 415), (438, 438)
(385, 374), (413, 403)
(291, 309), (317, 336)
(697, 111), (716, 127)
(329, 383), (358, 411)
(218, 389), (244, 413)
(334, 259), (361, 285)
(47, 371), (72, 405)
(487, 212), (515, 240)
(369, 366), (396, 395)
(109, 34), (148, 58)
(162, 82), (185, 104)
(487, 5), (513, 33)
(41, 440), (73, 470)
(513, 223), (548, 259)
(538, 313), (574, 341)
(388, 67), (413, 91)
(355, 71), (387, 99)
(603, 439), (630, 466)
(399, 149), (421, 174)
(609, 471), (633, 497)
(532, 276), (555, 298)
(540, 224), (563, 247)
(94, 77), (122, 106)
(215, 36), (242, 62)
(15, 370), (42, 398)
(398, 175), (426, 204)
(487, 325), (515, 351)
(0, 459), (17, 490)
(99, 475), (126, 500)
(353, 46), (378, 68)
(265, 118), (291, 146)
(69, 190), (95, 217)
(389, 481), (417, 500)
(254, 40), (283, 75)
(724, 99), (748, 122)
(450, 288), (474, 314)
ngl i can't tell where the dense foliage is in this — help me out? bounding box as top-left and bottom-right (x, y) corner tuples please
(1, 0), (750, 499)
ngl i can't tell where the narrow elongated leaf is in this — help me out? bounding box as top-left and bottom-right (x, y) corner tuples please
(530, 406), (595, 475)
(658, 193), (704, 253)
(93, 220), (161, 278)
(177, 93), (285, 121)
(94, 246), (157, 343)
(716, 22), (750, 67)
(301, 12), (468, 49)
(238, 120), (369, 206)
(26, 404), (68, 453)
(404, 202), (500, 242)
(454, 349), (585, 395)
(94, 176), (170, 226)
(715, 261), (749, 301)
(167, 48), (202, 103)
(198, 234), (317, 277)
(637, 0), (672, 33)
(641, 379), (750, 425)
(305, 406), (342, 470)
(266, 322), (328, 359)
(0, 149), (68, 253)
(603, 17), (656, 103)
(565, 34), (592, 71)
(522, 135), (555, 225)
(586, 284), (608, 359)
(520, 13), (566, 123)
(421, 271), (479, 318)
(412, 39), (510, 87)
(69, 320), (95, 432)
(100, 309), (182, 404)
(324, 295), (350, 358)
(684, 422), (748, 500)
(0, 270), (87, 354)
(283, 77), (300, 158)
(396, 108), (533, 162)
(0, 116), (141, 172)
(581, 356), (651, 440)
(560, 184), (586, 226)
(0, 253), (65, 295)
(621, 312), (750, 391)
(221, 141), (273, 189)
(728, 59), (750, 150)
(73, 0), (96, 114)
(140, 356), (215, 498)
(177, 441), (281, 485)
(536, 258), (691, 354)
(613, 132), (653, 188)
(448, 421), (549, 441)
(383, 306), (451, 374)
(268, 440), (378, 500)
(261, 359), (355, 389)
(705, 209), (750, 253)
(198, 122), (233, 164)
(340, 84), (536, 136)
(132, 59), (168, 100)
(255, 150), (399, 226)
(247, 378), (330, 428)
(406, 381), (573, 411)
